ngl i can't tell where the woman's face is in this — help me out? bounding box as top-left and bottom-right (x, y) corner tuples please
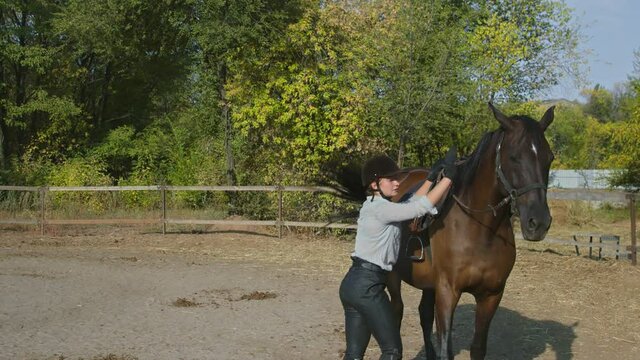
(372, 177), (400, 198)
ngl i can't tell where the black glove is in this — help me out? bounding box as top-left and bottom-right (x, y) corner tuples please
(426, 146), (457, 181)
(442, 146), (457, 180)
(443, 145), (457, 165)
(427, 162), (444, 182)
(443, 163), (457, 180)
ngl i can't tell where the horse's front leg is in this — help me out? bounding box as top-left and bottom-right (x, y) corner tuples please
(434, 283), (461, 360)
(418, 288), (436, 360)
(470, 292), (504, 360)
(386, 270), (404, 330)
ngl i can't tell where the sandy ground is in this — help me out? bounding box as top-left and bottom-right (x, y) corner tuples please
(0, 226), (639, 360)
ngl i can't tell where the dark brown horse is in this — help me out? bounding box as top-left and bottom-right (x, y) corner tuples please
(387, 103), (555, 359)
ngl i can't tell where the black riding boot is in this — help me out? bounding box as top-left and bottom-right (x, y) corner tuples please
(379, 349), (402, 360)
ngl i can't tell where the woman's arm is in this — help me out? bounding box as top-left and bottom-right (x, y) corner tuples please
(416, 177), (452, 205)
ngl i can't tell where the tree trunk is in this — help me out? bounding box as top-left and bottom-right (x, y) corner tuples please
(0, 58), (5, 169)
(397, 133), (406, 168)
(10, 10), (28, 157)
(0, 116), (5, 170)
(96, 61), (112, 133)
(218, 61), (236, 186)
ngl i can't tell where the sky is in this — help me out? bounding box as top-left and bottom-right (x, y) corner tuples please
(546, 0), (640, 101)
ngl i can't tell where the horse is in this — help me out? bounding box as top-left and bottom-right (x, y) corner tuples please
(389, 103), (555, 359)
(329, 103), (555, 359)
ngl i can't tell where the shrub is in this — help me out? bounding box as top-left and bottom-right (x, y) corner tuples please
(46, 157), (113, 215)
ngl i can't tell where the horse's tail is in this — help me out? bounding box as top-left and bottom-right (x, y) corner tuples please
(318, 160), (367, 203)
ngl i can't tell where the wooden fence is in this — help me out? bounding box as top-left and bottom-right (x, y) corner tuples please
(0, 186), (637, 265)
(0, 185), (356, 237)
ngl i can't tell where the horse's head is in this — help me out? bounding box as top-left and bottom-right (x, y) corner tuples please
(489, 103), (555, 241)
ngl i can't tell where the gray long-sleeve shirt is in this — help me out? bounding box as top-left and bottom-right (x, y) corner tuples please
(352, 195), (438, 271)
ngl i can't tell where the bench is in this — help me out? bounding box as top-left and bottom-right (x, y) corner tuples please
(571, 233), (621, 260)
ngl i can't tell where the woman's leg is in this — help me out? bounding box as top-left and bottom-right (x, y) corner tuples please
(340, 266), (402, 359)
(342, 304), (372, 359)
(358, 281), (402, 359)
(340, 268), (372, 359)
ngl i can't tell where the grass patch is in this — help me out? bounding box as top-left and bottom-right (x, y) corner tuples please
(172, 297), (201, 307)
(239, 291), (278, 301)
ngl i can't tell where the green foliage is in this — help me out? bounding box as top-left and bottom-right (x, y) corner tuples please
(466, 0), (585, 101)
(90, 126), (137, 180)
(47, 157), (112, 187)
(1, 0), (72, 167)
(5, 0), (637, 220)
(15, 91), (90, 162)
(230, 3), (366, 180)
(361, 0), (474, 166)
(0, 156), (52, 186)
(582, 85), (615, 122)
(46, 157), (113, 213)
(52, 0), (194, 138)
(608, 74), (640, 190)
(543, 102), (589, 169)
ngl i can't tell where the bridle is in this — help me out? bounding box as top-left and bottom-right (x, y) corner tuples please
(453, 131), (547, 217)
(406, 131), (549, 261)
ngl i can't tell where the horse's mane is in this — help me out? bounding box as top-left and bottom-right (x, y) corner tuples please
(459, 129), (500, 188)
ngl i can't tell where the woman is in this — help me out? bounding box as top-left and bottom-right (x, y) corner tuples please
(339, 153), (456, 360)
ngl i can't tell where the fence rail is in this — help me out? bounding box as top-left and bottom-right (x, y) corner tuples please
(0, 185), (350, 238)
(547, 188), (629, 202)
(0, 185), (635, 264)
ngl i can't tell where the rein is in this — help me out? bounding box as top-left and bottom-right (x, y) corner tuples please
(453, 132), (546, 217)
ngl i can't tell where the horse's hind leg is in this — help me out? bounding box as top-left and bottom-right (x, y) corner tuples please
(386, 271), (404, 330)
(418, 289), (436, 359)
(470, 292), (504, 360)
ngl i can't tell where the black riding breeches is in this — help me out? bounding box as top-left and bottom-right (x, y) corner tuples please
(339, 258), (402, 360)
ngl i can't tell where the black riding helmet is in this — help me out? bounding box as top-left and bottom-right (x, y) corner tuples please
(361, 155), (408, 188)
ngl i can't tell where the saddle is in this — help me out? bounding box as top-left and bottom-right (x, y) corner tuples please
(392, 169), (449, 232)
(392, 151), (464, 261)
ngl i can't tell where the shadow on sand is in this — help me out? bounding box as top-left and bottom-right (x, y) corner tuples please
(410, 304), (577, 360)
(160, 229), (278, 238)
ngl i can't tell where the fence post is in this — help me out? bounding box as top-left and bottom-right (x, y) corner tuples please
(161, 185), (167, 235)
(39, 187), (46, 235)
(628, 194), (637, 266)
(278, 185), (283, 238)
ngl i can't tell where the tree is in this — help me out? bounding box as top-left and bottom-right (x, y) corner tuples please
(191, 0), (306, 186)
(542, 101), (588, 168)
(359, 0), (475, 167)
(326, 0), (584, 168)
(608, 50), (640, 189)
(466, 0), (585, 101)
(230, 2), (368, 182)
(53, 0), (194, 139)
(0, 0), (90, 170)
(582, 84), (614, 122)
(0, 0), (195, 183)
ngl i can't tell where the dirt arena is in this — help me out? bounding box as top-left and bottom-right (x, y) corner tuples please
(1, 226), (638, 360)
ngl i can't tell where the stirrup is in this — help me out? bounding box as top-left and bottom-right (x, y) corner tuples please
(406, 234), (425, 261)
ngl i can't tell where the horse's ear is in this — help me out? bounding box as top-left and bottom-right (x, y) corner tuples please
(539, 105), (555, 131)
(488, 102), (513, 130)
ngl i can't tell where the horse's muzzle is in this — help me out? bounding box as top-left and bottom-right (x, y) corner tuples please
(521, 213), (552, 241)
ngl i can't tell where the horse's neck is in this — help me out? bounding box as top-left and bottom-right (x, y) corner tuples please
(461, 148), (511, 221)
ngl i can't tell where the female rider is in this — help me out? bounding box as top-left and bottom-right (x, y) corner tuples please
(339, 154), (456, 360)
